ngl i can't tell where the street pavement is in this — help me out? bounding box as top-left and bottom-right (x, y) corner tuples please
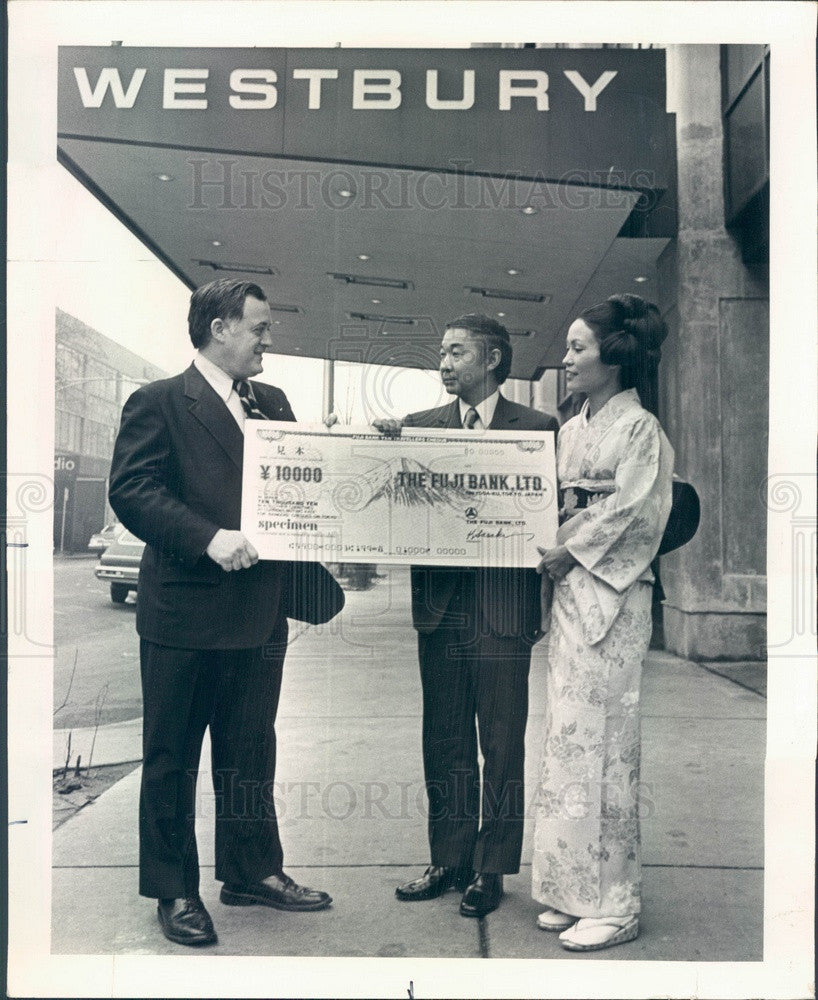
(53, 553), (143, 729)
(52, 566), (765, 961)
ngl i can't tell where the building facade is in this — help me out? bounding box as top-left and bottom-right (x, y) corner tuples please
(512, 45), (770, 663)
(55, 309), (168, 551)
(657, 45), (768, 662)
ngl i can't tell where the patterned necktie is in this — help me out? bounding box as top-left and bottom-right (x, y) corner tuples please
(233, 380), (267, 420)
(463, 407), (479, 429)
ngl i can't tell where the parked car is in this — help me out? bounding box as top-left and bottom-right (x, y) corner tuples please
(87, 523), (120, 553)
(94, 526), (145, 603)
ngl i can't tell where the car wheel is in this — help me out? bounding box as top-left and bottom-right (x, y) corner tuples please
(110, 583), (129, 604)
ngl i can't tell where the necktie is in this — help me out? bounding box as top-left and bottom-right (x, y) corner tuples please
(463, 407), (479, 429)
(233, 380), (267, 420)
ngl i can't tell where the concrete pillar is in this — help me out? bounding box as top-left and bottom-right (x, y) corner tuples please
(658, 45), (769, 661)
(322, 358), (335, 420)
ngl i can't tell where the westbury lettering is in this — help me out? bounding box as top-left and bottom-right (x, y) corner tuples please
(72, 67), (618, 113)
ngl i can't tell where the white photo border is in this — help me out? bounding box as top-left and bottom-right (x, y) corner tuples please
(6, 2), (816, 997)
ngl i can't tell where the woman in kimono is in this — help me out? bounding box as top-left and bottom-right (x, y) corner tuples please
(531, 293), (673, 952)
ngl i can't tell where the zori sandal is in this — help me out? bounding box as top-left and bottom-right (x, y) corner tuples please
(558, 915), (639, 951)
(536, 907), (577, 932)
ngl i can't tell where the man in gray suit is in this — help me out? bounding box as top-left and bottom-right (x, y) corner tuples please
(380, 314), (558, 918)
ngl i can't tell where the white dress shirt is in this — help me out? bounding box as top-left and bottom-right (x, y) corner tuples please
(458, 390), (500, 429)
(194, 352), (245, 430)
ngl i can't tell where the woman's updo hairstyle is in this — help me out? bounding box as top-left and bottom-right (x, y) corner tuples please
(579, 293), (667, 415)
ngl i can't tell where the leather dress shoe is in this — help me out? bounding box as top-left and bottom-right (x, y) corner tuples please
(220, 872), (332, 911)
(460, 873), (503, 918)
(157, 896), (217, 946)
(395, 865), (472, 901)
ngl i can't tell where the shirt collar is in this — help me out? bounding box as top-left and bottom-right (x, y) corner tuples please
(459, 390), (500, 428)
(194, 352), (236, 403)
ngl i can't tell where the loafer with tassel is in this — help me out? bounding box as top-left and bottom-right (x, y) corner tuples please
(220, 872), (332, 911)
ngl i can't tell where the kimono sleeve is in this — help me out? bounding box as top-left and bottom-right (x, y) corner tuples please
(562, 413), (673, 593)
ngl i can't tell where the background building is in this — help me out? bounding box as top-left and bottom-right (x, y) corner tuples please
(54, 308), (168, 551)
(657, 44), (769, 662)
(506, 44), (771, 664)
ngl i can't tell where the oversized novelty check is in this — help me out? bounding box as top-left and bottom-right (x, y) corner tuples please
(241, 423), (557, 567)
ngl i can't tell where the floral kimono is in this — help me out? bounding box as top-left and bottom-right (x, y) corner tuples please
(531, 389), (673, 918)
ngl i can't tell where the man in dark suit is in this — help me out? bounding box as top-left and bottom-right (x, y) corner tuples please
(109, 279), (331, 947)
(384, 314), (558, 918)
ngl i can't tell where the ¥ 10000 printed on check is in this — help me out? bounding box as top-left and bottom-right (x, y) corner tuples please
(241, 423), (558, 567)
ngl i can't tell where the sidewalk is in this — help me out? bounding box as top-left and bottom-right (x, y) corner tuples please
(52, 567), (765, 960)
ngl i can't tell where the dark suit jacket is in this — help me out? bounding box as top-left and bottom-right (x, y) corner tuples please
(403, 394), (559, 641)
(109, 363), (296, 649)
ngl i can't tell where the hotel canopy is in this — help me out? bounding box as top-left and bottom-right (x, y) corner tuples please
(58, 45), (676, 380)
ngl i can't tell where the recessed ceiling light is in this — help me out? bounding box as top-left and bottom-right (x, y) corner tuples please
(371, 298), (381, 305)
(634, 275), (649, 283)
(211, 240), (222, 247)
(506, 268), (521, 276)
(520, 206), (538, 216)
(156, 173), (174, 182)
(274, 320), (281, 325)
(497, 312), (506, 318)
(357, 254), (371, 261)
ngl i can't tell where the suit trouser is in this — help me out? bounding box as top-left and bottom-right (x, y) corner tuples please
(417, 605), (532, 875)
(138, 624), (287, 899)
